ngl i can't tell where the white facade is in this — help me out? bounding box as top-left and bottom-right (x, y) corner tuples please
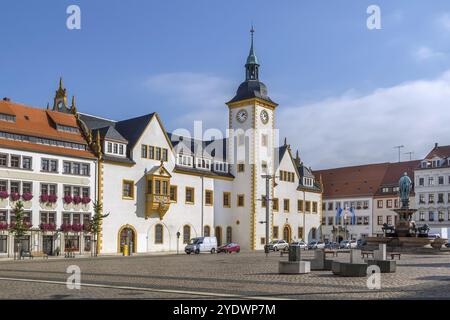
(414, 155), (450, 239)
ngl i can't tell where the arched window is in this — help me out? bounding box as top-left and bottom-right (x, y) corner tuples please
(155, 224), (163, 244)
(204, 225), (210, 237)
(226, 226), (232, 244)
(183, 225), (191, 244)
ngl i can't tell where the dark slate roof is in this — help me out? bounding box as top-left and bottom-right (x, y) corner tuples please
(115, 113), (154, 150)
(79, 113), (116, 130)
(227, 80), (277, 105)
(169, 133), (227, 161)
(298, 164), (315, 179)
(94, 126), (128, 143)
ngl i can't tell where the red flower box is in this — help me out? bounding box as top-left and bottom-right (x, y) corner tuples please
(22, 192), (33, 201)
(71, 224), (83, 232)
(0, 191), (9, 199)
(40, 223), (56, 231)
(63, 195), (73, 204)
(81, 196), (91, 204)
(40, 194), (49, 202)
(10, 192), (20, 201)
(0, 223), (8, 230)
(72, 195), (82, 205)
(60, 223), (72, 232)
(48, 194), (58, 203)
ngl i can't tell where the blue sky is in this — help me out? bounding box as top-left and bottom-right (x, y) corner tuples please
(1, 1), (450, 168)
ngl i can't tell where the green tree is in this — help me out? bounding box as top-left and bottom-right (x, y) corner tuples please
(9, 201), (27, 260)
(89, 200), (109, 257)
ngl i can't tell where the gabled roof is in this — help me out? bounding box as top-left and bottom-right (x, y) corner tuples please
(314, 163), (390, 199)
(374, 160), (420, 196)
(425, 144), (450, 159)
(94, 126), (127, 143)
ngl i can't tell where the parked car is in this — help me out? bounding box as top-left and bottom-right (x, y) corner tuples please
(340, 240), (357, 249)
(308, 240), (325, 250)
(185, 237), (217, 254)
(324, 241), (339, 249)
(217, 243), (240, 253)
(290, 241), (308, 250)
(446, 242), (450, 248)
(266, 239), (289, 251)
(357, 239), (367, 248)
(428, 233), (441, 239)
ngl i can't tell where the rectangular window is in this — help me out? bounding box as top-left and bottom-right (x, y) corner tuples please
(0, 180), (7, 192)
(107, 142), (112, 153)
(273, 198), (279, 211)
(122, 180), (134, 199)
(0, 236), (7, 254)
(72, 163), (80, 175)
(170, 185), (177, 202)
(205, 190), (213, 206)
(328, 202), (333, 211)
(429, 211), (435, 221)
(284, 199), (290, 212)
(82, 187), (89, 198)
(0, 210), (7, 223)
(377, 200), (383, 208)
(22, 182), (32, 194)
(438, 193), (444, 203)
(364, 216), (369, 225)
(439, 176), (444, 185)
(10, 181), (20, 194)
(81, 163), (90, 176)
(298, 227), (303, 239)
(63, 213), (71, 225)
(261, 195), (267, 208)
(298, 200), (304, 212)
(149, 146), (154, 159)
(312, 202), (318, 213)
(0, 154), (7, 167)
(386, 200), (393, 208)
(273, 226), (279, 239)
(419, 194), (425, 204)
(237, 194), (245, 207)
(119, 144), (124, 155)
(429, 194), (434, 204)
(261, 134), (268, 147)
(155, 147), (161, 161)
(141, 145), (148, 158)
(113, 143), (118, 154)
(419, 212), (425, 221)
(377, 216), (383, 225)
(162, 180), (168, 195)
(223, 192), (231, 208)
(429, 177), (434, 186)
(419, 178), (424, 186)
(22, 157), (32, 170)
(305, 201), (311, 212)
(162, 149), (168, 162)
(154, 180), (161, 195)
(328, 216), (334, 225)
(185, 187), (194, 204)
(63, 161), (71, 174)
(237, 163), (245, 172)
(10, 155), (20, 168)
(387, 216), (392, 225)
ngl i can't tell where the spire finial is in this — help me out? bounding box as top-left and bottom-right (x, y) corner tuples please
(245, 25), (259, 80)
(59, 77), (63, 90)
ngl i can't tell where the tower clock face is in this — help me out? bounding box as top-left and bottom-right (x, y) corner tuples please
(236, 109), (248, 123)
(260, 110), (269, 124)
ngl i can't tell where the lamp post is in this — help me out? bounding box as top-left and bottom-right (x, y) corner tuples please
(176, 231), (180, 254)
(261, 174), (274, 257)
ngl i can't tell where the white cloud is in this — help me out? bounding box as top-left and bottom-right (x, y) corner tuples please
(145, 71), (450, 170)
(279, 70), (450, 169)
(413, 46), (445, 61)
(436, 13), (450, 32)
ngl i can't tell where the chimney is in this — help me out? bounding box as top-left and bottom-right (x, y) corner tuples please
(435, 142), (439, 149)
(2, 97), (10, 101)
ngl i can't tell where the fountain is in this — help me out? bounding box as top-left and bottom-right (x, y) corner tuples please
(367, 172), (448, 250)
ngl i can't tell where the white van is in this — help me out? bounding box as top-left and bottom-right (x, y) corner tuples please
(185, 237), (218, 254)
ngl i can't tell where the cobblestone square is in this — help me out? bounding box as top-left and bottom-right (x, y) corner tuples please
(0, 251), (449, 300)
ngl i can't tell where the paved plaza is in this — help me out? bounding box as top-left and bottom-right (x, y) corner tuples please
(0, 251), (449, 300)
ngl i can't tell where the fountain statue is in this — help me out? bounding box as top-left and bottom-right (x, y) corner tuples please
(367, 172), (448, 250)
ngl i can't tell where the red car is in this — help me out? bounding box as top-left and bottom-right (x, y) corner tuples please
(217, 243), (240, 253)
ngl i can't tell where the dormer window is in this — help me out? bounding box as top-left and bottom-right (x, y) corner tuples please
(214, 161), (228, 173)
(303, 177), (314, 187)
(0, 113), (15, 122)
(196, 157), (211, 170)
(177, 154), (193, 167)
(105, 141), (126, 157)
(56, 124), (79, 133)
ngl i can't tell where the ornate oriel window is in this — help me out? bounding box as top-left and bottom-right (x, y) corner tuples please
(145, 163), (171, 219)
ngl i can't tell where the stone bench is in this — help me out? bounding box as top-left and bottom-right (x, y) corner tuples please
(389, 253), (401, 260)
(367, 259), (396, 273)
(332, 261), (368, 277)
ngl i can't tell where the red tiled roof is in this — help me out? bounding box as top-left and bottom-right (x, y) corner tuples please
(0, 100), (96, 159)
(314, 163), (390, 199)
(425, 145), (450, 159)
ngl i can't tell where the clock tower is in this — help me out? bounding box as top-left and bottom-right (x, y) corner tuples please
(226, 28), (278, 250)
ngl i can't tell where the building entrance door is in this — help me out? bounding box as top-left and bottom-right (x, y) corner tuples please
(43, 236), (53, 255)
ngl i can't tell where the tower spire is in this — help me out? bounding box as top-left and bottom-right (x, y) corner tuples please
(245, 26), (259, 81)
